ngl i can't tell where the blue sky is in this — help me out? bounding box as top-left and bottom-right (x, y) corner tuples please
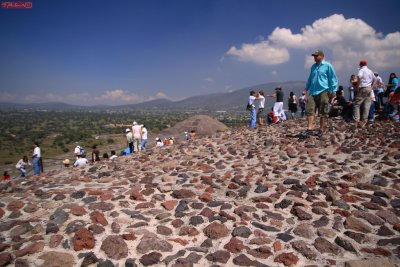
(1, 0), (399, 105)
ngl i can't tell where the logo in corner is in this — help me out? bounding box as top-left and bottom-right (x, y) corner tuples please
(1, 1), (33, 9)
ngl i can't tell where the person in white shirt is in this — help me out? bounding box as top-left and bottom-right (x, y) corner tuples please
(372, 72), (384, 110)
(132, 121), (142, 153)
(16, 156), (31, 177)
(109, 150), (117, 160)
(256, 91), (265, 125)
(248, 90), (257, 128)
(353, 60), (376, 125)
(141, 125), (148, 151)
(32, 142), (41, 175)
(74, 154), (88, 167)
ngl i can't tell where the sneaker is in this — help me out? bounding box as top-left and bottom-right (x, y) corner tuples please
(298, 132), (309, 139)
(317, 130), (324, 138)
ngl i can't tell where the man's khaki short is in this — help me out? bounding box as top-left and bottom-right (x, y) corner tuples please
(306, 90), (329, 117)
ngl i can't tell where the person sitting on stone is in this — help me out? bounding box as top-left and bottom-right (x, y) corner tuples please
(109, 150), (117, 160)
(74, 153), (88, 167)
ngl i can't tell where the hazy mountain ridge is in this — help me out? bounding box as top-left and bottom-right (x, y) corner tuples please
(0, 81), (306, 111)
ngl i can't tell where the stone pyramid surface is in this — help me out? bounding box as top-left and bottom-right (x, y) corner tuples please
(0, 119), (399, 267)
(161, 115), (229, 138)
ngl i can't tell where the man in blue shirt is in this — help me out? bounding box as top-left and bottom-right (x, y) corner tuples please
(303, 50), (338, 138)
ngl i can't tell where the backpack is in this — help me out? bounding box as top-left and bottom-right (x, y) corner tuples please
(246, 103), (253, 110)
(288, 96), (294, 104)
(79, 147), (87, 158)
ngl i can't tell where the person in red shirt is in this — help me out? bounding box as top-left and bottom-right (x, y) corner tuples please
(1, 171), (11, 181)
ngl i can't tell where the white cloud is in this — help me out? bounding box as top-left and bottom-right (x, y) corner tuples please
(0, 91), (17, 102)
(227, 41), (289, 65)
(95, 89), (140, 103)
(227, 14), (400, 73)
(147, 91), (169, 101)
(19, 89), (170, 106)
(204, 77), (214, 83)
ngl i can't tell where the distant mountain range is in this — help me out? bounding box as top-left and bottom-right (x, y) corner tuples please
(0, 81), (306, 112)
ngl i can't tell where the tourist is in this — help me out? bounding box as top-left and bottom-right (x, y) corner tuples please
(373, 72), (385, 110)
(62, 159), (70, 167)
(16, 156), (31, 177)
(368, 90), (376, 122)
(353, 60), (375, 127)
(126, 128), (133, 153)
(267, 87), (284, 123)
(299, 92), (307, 118)
(74, 145), (86, 159)
(256, 90), (265, 125)
(247, 90), (257, 128)
(385, 73), (398, 96)
(155, 137), (163, 147)
(348, 75), (357, 102)
(1, 171), (11, 181)
(190, 130), (196, 140)
(1, 171), (13, 192)
(74, 153), (88, 167)
(91, 145), (100, 163)
(288, 91), (298, 119)
(302, 50), (338, 138)
(109, 150), (117, 160)
(32, 142), (42, 175)
(141, 124), (148, 151)
(132, 121), (142, 153)
(330, 86), (353, 121)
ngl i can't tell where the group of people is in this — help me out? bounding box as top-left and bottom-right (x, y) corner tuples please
(247, 49), (400, 137)
(68, 145), (118, 167)
(126, 121), (148, 153)
(331, 71), (399, 123)
(247, 87), (307, 129)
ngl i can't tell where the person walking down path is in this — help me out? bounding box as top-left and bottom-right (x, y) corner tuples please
(302, 50), (338, 138)
(353, 60), (375, 127)
(132, 121), (142, 153)
(141, 125), (148, 151)
(16, 156), (31, 177)
(247, 90), (257, 129)
(32, 142), (42, 175)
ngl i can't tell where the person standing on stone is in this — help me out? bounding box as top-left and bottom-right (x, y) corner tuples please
(248, 90), (257, 128)
(126, 128), (133, 154)
(141, 124), (148, 151)
(267, 87), (284, 123)
(288, 91), (298, 119)
(132, 121), (142, 153)
(256, 90), (265, 126)
(372, 72), (385, 110)
(348, 74), (357, 102)
(353, 60), (375, 127)
(303, 50), (338, 137)
(91, 145), (100, 163)
(299, 92), (307, 118)
(32, 142), (41, 175)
